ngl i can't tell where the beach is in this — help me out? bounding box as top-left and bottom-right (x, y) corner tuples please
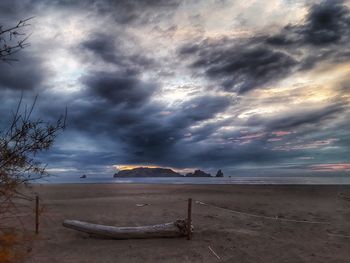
(22, 184), (350, 262)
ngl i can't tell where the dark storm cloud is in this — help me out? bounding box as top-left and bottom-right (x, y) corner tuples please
(80, 33), (155, 70)
(267, 0), (350, 70)
(247, 102), (346, 131)
(171, 95), (231, 124)
(81, 34), (119, 64)
(93, 0), (182, 25)
(114, 95), (231, 163)
(179, 37), (299, 93)
(0, 6), (46, 91)
(25, 0), (182, 25)
(32, 87), (232, 171)
(181, 41), (297, 93)
(0, 53), (45, 91)
(180, 0), (350, 94)
(82, 71), (157, 107)
(268, 0), (350, 46)
(0, 1), (35, 19)
(21, 90), (231, 174)
(189, 141), (301, 167)
(78, 31), (159, 109)
(0, 0), (182, 23)
(70, 16), (234, 164)
(64, 94), (231, 162)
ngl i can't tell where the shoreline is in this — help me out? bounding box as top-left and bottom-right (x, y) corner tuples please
(28, 183), (350, 188)
(31, 182), (350, 186)
(31, 175), (350, 185)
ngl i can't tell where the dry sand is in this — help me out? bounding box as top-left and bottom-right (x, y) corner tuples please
(21, 184), (350, 262)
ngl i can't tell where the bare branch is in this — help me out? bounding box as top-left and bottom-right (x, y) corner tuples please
(0, 17), (34, 62)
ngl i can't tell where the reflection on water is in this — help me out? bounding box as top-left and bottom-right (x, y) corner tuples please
(34, 176), (350, 185)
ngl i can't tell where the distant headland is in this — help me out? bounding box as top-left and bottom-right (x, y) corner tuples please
(113, 167), (224, 178)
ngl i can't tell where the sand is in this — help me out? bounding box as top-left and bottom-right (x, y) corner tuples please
(20, 184), (350, 262)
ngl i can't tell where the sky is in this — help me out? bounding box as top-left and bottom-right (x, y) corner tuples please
(0, 0), (350, 177)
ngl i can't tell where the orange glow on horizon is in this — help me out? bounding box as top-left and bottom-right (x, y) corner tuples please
(310, 163), (350, 172)
(114, 165), (161, 171)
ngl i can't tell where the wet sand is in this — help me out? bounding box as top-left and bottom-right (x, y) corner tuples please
(22, 184), (350, 262)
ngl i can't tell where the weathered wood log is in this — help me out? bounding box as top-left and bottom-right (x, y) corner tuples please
(62, 219), (192, 239)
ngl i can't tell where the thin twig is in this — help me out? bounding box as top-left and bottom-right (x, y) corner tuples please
(208, 246), (220, 260)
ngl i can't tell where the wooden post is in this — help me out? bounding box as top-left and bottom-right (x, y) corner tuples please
(187, 198), (192, 240)
(35, 195), (39, 234)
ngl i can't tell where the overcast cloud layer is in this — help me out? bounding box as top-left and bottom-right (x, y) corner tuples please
(1, 0), (350, 177)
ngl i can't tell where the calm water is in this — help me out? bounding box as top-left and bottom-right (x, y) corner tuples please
(34, 176), (350, 185)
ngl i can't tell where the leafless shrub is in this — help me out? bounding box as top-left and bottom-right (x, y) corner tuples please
(0, 18), (66, 262)
(0, 95), (66, 213)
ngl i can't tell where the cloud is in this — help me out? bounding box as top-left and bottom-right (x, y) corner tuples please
(273, 138), (339, 151)
(310, 163), (350, 172)
(81, 33), (121, 64)
(270, 0), (350, 46)
(39, 84), (232, 170)
(30, 0), (182, 25)
(1, 0), (350, 177)
(95, 0), (182, 25)
(247, 102), (346, 130)
(180, 0), (350, 94)
(80, 32), (155, 71)
(295, 0), (350, 46)
(0, 54), (45, 91)
(82, 71), (157, 107)
(170, 95), (231, 123)
(180, 41), (297, 93)
(267, 0), (350, 69)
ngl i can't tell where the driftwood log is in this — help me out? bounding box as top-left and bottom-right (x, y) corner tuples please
(63, 219), (192, 239)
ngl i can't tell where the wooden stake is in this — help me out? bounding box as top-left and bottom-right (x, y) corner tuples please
(187, 198), (192, 240)
(35, 195), (39, 234)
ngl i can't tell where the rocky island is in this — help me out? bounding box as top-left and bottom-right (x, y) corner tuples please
(114, 167), (183, 177)
(113, 167), (219, 178)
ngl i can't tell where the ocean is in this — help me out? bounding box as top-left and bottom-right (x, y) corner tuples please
(33, 176), (350, 185)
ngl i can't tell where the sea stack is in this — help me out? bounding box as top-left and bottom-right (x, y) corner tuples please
(215, 169), (224, 177)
